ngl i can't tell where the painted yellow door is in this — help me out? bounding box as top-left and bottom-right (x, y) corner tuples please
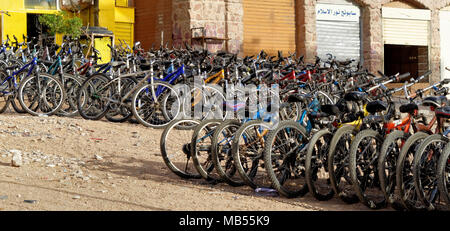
(95, 37), (112, 64)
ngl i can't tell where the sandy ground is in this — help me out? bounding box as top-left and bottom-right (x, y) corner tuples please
(0, 110), (387, 211)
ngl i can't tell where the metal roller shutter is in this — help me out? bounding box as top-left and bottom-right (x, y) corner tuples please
(382, 7), (430, 46)
(243, 0), (296, 56)
(115, 22), (133, 48)
(316, 2), (361, 62)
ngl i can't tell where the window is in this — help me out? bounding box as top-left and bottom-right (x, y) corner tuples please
(25, 0), (58, 10)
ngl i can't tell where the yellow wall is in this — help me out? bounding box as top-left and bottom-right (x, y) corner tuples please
(0, 0), (59, 43)
(0, 0), (134, 60)
(98, 1), (135, 48)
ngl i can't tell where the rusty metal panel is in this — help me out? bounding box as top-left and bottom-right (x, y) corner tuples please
(134, 0), (172, 50)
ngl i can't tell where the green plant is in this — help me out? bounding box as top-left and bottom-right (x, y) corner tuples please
(38, 11), (83, 38)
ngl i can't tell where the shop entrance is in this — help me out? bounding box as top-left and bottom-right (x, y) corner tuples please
(384, 44), (429, 82)
(27, 13), (51, 44)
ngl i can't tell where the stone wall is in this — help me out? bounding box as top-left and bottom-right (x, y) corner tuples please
(172, 0), (243, 53)
(170, 0), (450, 82)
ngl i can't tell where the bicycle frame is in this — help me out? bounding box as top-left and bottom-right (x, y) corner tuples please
(0, 57), (37, 94)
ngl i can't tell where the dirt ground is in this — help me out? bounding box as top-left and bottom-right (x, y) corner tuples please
(0, 110), (385, 211)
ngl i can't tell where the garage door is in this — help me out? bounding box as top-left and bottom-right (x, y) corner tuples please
(243, 0), (296, 56)
(441, 10), (450, 80)
(382, 7), (430, 46)
(316, 0), (361, 62)
(115, 22), (133, 48)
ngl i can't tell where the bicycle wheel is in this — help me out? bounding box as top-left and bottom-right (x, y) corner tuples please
(378, 130), (407, 208)
(0, 71), (11, 114)
(160, 119), (202, 179)
(396, 132), (429, 211)
(132, 80), (181, 128)
(437, 142), (450, 205)
(77, 73), (112, 120)
(328, 125), (360, 204)
(57, 73), (83, 117)
(18, 73), (66, 116)
(232, 120), (274, 189)
(349, 129), (386, 209)
(211, 120), (245, 187)
(10, 69), (27, 114)
(305, 129), (335, 201)
(413, 134), (448, 210)
(191, 120), (223, 182)
(263, 120), (309, 198)
(181, 85), (227, 121)
(105, 77), (138, 123)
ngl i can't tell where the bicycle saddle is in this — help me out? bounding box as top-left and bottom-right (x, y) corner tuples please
(436, 106), (450, 119)
(399, 103), (418, 114)
(320, 104), (340, 116)
(4, 65), (19, 70)
(366, 100), (388, 115)
(344, 91), (367, 102)
(287, 94), (312, 103)
(337, 60), (352, 66)
(422, 96), (448, 108)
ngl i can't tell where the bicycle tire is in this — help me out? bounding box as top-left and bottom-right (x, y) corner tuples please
(18, 73), (66, 116)
(328, 125), (360, 204)
(131, 80), (181, 128)
(191, 119), (223, 182)
(377, 130), (407, 206)
(77, 73), (111, 120)
(396, 132), (429, 211)
(232, 120), (274, 189)
(160, 119), (202, 179)
(0, 71), (11, 114)
(211, 120), (246, 187)
(305, 129), (335, 201)
(263, 120), (309, 198)
(349, 129), (386, 209)
(437, 142), (450, 205)
(105, 76), (138, 123)
(413, 134), (448, 210)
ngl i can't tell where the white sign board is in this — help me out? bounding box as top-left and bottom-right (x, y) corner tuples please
(316, 4), (361, 22)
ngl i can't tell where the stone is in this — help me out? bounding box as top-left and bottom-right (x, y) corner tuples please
(24, 200), (37, 204)
(94, 155), (103, 161)
(11, 150), (23, 167)
(72, 195), (81, 199)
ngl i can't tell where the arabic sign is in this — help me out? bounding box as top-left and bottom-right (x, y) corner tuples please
(316, 4), (361, 22)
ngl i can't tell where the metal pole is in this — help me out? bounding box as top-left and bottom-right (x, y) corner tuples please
(1, 13), (3, 44)
(224, 0), (229, 52)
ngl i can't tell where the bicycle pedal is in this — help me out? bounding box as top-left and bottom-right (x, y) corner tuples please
(182, 143), (191, 155)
